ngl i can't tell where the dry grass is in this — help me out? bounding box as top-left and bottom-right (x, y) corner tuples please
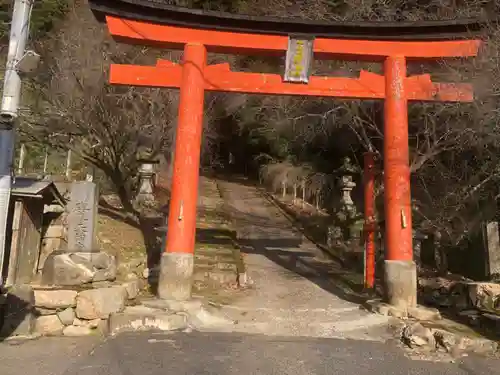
(96, 212), (146, 265)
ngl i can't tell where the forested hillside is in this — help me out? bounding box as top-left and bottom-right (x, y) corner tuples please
(1, 0), (500, 259)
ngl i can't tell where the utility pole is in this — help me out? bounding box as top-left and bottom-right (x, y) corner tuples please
(0, 0), (34, 285)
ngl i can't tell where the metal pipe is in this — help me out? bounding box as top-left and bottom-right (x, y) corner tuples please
(0, 0), (34, 285)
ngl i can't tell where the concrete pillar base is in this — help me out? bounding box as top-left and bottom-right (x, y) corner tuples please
(157, 252), (194, 301)
(384, 260), (417, 310)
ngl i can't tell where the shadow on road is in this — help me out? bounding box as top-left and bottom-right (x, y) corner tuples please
(0, 287), (35, 341)
(215, 177), (372, 305)
(237, 233), (369, 305)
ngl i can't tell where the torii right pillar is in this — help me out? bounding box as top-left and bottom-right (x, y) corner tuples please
(383, 55), (417, 309)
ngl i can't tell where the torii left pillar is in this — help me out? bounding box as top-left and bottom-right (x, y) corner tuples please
(158, 43), (206, 301)
(382, 56), (416, 309)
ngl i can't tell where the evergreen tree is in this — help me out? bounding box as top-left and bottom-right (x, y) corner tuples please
(0, 0), (69, 41)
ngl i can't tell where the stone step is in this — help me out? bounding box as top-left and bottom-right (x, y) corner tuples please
(201, 309), (390, 340)
(195, 247), (237, 256)
(196, 221), (230, 230)
(215, 305), (363, 321)
(195, 257), (238, 265)
(194, 269), (237, 284)
(195, 253), (238, 263)
(194, 262), (238, 272)
(197, 239), (235, 248)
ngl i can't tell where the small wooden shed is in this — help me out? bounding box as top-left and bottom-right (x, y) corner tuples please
(3, 178), (65, 286)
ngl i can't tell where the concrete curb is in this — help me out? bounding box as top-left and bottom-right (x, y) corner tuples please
(108, 299), (236, 336)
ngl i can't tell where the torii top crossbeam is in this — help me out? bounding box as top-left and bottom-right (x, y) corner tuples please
(106, 16), (478, 101)
(89, 0), (482, 306)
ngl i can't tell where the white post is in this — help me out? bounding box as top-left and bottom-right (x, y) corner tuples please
(17, 143), (25, 175)
(293, 183), (297, 204)
(65, 149), (72, 180)
(43, 148), (48, 174)
(282, 179), (286, 198)
(301, 179), (306, 209)
(0, 0), (33, 285)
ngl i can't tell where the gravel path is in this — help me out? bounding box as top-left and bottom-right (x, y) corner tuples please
(214, 178), (390, 340)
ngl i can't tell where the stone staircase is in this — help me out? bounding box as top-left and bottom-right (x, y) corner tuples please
(193, 177), (244, 293)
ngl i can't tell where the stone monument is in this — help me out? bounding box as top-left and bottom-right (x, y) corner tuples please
(67, 181), (99, 252)
(42, 181), (119, 286)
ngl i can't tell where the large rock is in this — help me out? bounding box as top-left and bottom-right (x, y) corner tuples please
(76, 252), (117, 282)
(468, 282), (500, 314)
(35, 315), (64, 335)
(0, 284), (36, 337)
(76, 287), (127, 320)
(72, 252), (113, 269)
(92, 261), (117, 282)
(122, 276), (140, 300)
(41, 251), (94, 286)
(57, 307), (76, 325)
(41, 251), (117, 286)
(34, 290), (77, 309)
(401, 322), (435, 349)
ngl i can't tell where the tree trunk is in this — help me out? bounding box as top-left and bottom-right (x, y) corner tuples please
(433, 233), (448, 276)
(110, 171), (135, 214)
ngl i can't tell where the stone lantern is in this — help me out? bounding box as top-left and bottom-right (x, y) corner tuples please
(337, 157), (358, 220)
(136, 159), (159, 203)
(327, 157), (361, 249)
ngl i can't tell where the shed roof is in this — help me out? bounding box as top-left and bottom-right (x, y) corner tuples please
(11, 177), (66, 206)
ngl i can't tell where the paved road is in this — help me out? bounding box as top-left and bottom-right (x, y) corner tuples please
(0, 335), (100, 375)
(2, 331), (495, 375)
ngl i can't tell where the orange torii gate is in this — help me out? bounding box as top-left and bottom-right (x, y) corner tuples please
(103, 15), (479, 307)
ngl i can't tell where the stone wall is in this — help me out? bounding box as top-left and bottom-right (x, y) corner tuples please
(1, 275), (141, 338)
(33, 282), (139, 336)
(419, 278), (500, 332)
